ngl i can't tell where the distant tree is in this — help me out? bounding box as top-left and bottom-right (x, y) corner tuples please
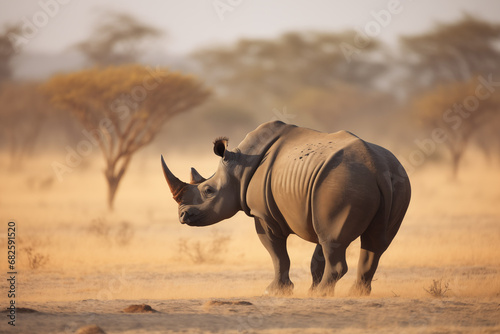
(414, 77), (500, 177)
(192, 31), (387, 109)
(0, 25), (21, 83)
(43, 64), (210, 210)
(401, 14), (500, 92)
(75, 12), (163, 66)
(0, 82), (50, 167)
(474, 115), (500, 162)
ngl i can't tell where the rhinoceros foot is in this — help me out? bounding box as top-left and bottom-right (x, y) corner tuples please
(349, 281), (372, 296)
(264, 280), (294, 296)
(309, 281), (337, 297)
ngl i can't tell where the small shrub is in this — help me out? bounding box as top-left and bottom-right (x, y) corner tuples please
(424, 279), (450, 298)
(87, 218), (111, 239)
(25, 246), (49, 269)
(178, 232), (231, 264)
(19, 237), (50, 270)
(87, 218), (134, 246)
(115, 221), (134, 246)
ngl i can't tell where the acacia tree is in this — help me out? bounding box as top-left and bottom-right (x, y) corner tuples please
(401, 15), (500, 93)
(414, 77), (499, 178)
(75, 12), (162, 66)
(403, 15), (500, 174)
(43, 64), (210, 210)
(0, 82), (50, 167)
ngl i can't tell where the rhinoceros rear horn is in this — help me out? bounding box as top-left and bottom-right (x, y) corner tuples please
(161, 155), (188, 203)
(213, 137), (228, 157)
(190, 167), (206, 184)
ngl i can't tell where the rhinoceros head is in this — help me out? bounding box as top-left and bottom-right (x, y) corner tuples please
(161, 137), (241, 226)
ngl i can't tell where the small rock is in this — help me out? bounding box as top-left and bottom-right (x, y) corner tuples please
(1, 307), (38, 313)
(122, 304), (158, 313)
(204, 300), (253, 310)
(75, 325), (106, 334)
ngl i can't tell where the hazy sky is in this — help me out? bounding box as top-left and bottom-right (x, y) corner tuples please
(1, 0), (500, 55)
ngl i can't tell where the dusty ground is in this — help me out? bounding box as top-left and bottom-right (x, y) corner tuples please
(7, 295), (500, 333)
(1, 151), (499, 333)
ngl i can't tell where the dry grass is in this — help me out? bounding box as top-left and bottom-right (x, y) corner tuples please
(424, 279), (450, 298)
(177, 232), (231, 264)
(25, 246), (49, 269)
(87, 217), (135, 247)
(19, 237), (50, 270)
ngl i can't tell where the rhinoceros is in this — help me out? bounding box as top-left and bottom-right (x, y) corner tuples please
(161, 121), (411, 296)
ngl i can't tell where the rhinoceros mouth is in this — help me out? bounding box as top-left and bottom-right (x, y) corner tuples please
(185, 221), (217, 227)
(183, 216), (219, 227)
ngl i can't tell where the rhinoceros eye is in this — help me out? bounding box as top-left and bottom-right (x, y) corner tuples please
(203, 186), (215, 197)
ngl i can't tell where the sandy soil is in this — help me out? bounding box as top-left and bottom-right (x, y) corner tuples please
(1, 151), (499, 333)
(6, 294), (500, 333)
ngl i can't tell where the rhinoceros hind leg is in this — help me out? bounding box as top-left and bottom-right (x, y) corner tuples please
(312, 241), (348, 297)
(309, 244), (325, 291)
(350, 248), (382, 296)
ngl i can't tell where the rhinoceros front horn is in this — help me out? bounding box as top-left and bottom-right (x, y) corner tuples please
(161, 155), (188, 203)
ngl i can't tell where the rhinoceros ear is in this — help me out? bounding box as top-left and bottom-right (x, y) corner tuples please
(213, 137), (229, 158)
(190, 167), (206, 184)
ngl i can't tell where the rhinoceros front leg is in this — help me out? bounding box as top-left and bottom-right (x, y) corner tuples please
(254, 218), (293, 296)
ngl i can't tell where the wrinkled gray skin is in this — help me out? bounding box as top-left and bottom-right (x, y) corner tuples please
(162, 121), (411, 296)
